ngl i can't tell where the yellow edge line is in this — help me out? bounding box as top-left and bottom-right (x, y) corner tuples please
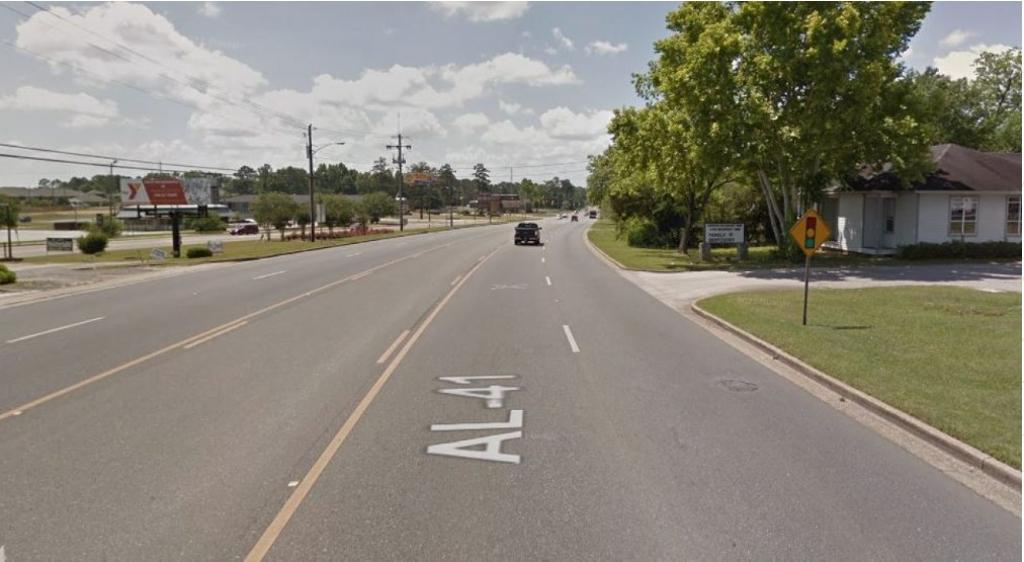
(0, 240), (460, 424)
(183, 321), (248, 350)
(243, 244), (502, 562)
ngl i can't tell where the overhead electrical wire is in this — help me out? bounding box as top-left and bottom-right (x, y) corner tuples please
(0, 143), (237, 172)
(0, 152), (226, 175)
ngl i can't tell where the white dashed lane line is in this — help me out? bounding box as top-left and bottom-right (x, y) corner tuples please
(6, 317), (106, 344)
(253, 270), (286, 280)
(562, 324), (580, 353)
(545, 276), (552, 286)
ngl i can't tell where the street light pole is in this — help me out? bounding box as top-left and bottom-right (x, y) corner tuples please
(306, 125), (345, 243)
(307, 124), (316, 242)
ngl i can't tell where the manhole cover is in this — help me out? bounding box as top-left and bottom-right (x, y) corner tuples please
(719, 379), (758, 392)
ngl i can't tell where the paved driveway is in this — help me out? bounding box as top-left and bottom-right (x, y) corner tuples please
(623, 261), (1022, 310)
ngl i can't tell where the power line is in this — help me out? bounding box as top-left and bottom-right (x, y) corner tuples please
(0, 143), (237, 173)
(0, 152), (227, 175)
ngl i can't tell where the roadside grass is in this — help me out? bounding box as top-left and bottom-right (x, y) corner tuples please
(24, 225), (471, 266)
(698, 286), (1022, 468)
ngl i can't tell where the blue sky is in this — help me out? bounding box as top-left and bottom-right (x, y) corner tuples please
(0, 1), (1020, 186)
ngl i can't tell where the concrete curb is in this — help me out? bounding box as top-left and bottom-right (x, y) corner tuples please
(690, 300), (1022, 490)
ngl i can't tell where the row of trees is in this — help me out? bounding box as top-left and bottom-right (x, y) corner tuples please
(34, 160), (587, 214)
(587, 2), (1022, 254)
(225, 160), (585, 212)
(251, 192), (398, 241)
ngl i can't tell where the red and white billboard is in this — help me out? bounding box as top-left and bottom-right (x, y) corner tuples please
(120, 178), (213, 206)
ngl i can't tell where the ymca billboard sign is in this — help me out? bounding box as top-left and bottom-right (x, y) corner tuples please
(121, 178), (214, 206)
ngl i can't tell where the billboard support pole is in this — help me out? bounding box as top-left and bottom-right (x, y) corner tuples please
(171, 211), (182, 258)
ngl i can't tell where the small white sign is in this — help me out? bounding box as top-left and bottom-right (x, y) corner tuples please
(207, 240), (224, 254)
(704, 223), (745, 244)
(46, 237), (74, 252)
(150, 248), (166, 260)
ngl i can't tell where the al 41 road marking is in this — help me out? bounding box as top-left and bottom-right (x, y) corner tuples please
(427, 375), (524, 464)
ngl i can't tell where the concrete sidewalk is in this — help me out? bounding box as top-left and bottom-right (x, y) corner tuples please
(623, 261), (1022, 311)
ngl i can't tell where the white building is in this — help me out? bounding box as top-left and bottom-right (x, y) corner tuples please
(822, 144), (1021, 254)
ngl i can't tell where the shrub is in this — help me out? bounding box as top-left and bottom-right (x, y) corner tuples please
(624, 217), (675, 248)
(186, 247), (213, 259)
(186, 215), (226, 233)
(0, 264), (15, 285)
(90, 217), (123, 238)
(897, 241), (1022, 260)
(77, 232), (108, 254)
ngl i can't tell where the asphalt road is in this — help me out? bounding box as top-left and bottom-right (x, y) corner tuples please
(0, 218), (1018, 561)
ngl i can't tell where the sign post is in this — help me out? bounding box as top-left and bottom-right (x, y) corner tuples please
(788, 209), (831, 326)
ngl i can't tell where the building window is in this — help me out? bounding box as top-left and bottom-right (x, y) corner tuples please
(949, 196), (978, 236)
(1008, 195), (1021, 236)
(883, 198), (895, 233)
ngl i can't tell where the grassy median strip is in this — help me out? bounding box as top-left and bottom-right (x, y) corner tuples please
(699, 286), (1021, 468)
(24, 226), (467, 266)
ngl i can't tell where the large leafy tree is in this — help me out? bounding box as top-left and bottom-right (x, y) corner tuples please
(725, 2), (934, 245)
(322, 194), (357, 234)
(253, 192), (299, 241)
(360, 191), (398, 223)
(619, 3), (744, 251)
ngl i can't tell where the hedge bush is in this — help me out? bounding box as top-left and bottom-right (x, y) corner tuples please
(624, 217), (676, 248)
(186, 215), (226, 233)
(77, 232), (108, 254)
(186, 247), (213, 259)
(90, 218), (123, 238)
(897, 241), (1022, 260)
(0, 264), (15, 285)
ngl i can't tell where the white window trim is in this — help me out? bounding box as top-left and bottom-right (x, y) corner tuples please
(948, 195), (979, 237)
(1007, 195), (1022, 236)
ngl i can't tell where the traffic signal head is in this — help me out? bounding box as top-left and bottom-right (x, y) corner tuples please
(805, 216), (817, 249)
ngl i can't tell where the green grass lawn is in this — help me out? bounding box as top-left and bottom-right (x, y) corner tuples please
(699, 286), (1022, 467)
(586, 219), (944, 272)
(24, 226), (462, 266)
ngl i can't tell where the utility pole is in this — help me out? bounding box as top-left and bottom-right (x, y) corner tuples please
(108, 160), (118, 218)
(386, 133), (411, 231)
(306, 124), (316, 242)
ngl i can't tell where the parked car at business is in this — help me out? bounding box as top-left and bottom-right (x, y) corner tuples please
(229, 223), (260, 235)
(571, 214), (579, 222)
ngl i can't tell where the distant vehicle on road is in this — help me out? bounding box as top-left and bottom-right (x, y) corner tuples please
(588, 210), (598, 219)
(571, 214), (579, 222)
(559, 213), (567, 219)
(514, 222), (542, 245)
(230, 223), (259, 235)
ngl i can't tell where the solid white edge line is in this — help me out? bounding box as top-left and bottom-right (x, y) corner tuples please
(376, 329), (410, 364)
(253, 270), (286, 280)
(6, 316), (105, 344)
(562, 324), (580, 353)
(451, 274), (462, 286)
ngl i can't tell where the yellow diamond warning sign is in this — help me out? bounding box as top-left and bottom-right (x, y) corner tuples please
(788, 209), (831, 257)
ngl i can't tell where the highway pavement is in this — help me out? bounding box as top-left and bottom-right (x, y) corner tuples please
(0, 217), (1018, 561)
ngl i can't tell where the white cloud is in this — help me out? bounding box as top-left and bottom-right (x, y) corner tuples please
(552, 27), (574, 51)
(586, 40), (628, 56)
(15, 3), (267, 110)
(499, 100), (533, 115)
(934, 43), (1014, 79)
(430, 2), (529, 22)
(539, 106), (613, 139)
(0, 86), (120, 127)
(940, 29), (974, 48)
(198, 2), (221, 18)
(544, 46), (557, 55)
(453, 112), (490, 132)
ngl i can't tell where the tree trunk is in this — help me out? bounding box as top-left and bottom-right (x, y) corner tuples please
(280, 228), (285, 241)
